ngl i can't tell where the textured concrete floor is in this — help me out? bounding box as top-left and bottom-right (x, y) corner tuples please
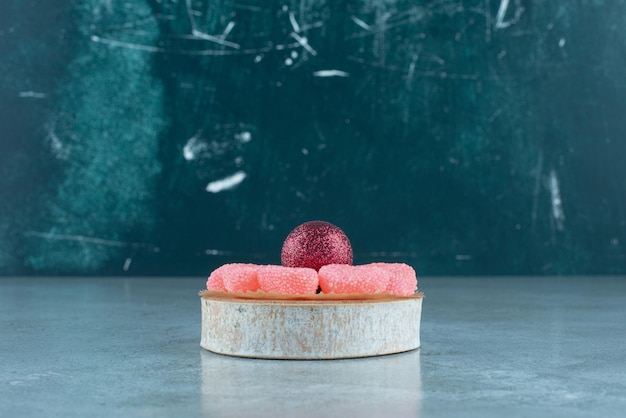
(1, 276), (625, 417)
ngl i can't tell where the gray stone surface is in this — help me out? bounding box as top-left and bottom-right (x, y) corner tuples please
(1, 276), (624, 417)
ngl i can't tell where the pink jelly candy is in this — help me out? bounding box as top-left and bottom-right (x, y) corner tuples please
(257, 265), (319, 295)
(318, 264), (391, 294)
(206, 263), (259, 292)
(368, 263), (417, 296)
(206, 266), (227, 291)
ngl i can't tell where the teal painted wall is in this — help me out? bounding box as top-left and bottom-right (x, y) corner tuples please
(2, 0), (626, 276)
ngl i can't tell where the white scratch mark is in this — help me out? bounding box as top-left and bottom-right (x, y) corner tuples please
(191, 30), (240, 49)
(222, 21), (236, 37)
(206, 249), (234, 255)
(531, 149), (543, 231)
(183, 132), (208, 161)
(123, 257), (132, 271)
(235, 131), (252, 143)
(45, 123), (68, 160)
(488, 108), (503, 123)
(206, 171), (247, 193)
(455, 255), (473, 261)
(24, 231), (158, 250)
(549, 169), (565, 230)
(92, 35), (165, 52)
(348, 55), (481, 79)
(431, 55), (445, 65)
(495, 0), (524, 29)
(91, 34), (298, 57)
(366, 251), (419, 258)
(299, 21), (324, 31)
(351, 15), (372, 31)
(185, 0), (200, 35)
(185, 0), (239, 49)
(8, 371), (64, 386)
(406, 54), (419, 87)
(485, 0), (492, 42)
(495, 0), (510, 28)
(19, 91), (46, 99)
(290, 32), (317, 56)
(289, 11), (301, 33)
(312, 69), (350, 77)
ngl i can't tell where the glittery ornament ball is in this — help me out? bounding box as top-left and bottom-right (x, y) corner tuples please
(281, 221), (353, 271)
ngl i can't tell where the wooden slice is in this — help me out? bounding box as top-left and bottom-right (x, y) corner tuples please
(200, 294), (423, 359)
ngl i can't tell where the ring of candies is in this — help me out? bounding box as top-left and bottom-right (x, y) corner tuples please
(206, 262), (417, 297)
(206, 220), (418, 297)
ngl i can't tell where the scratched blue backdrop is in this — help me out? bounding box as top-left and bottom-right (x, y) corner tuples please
(2, 0), (626, 276)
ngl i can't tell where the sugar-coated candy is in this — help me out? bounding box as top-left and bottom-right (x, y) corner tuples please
(206, 263), (259, 292)
(257, 265), (319, 295)
(206, 266), (227, 291)
(318, 264), (391, 294)
(368, 262), (417, 296)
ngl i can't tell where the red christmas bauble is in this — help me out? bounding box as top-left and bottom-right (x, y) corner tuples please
(281, 221), (353, 271)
